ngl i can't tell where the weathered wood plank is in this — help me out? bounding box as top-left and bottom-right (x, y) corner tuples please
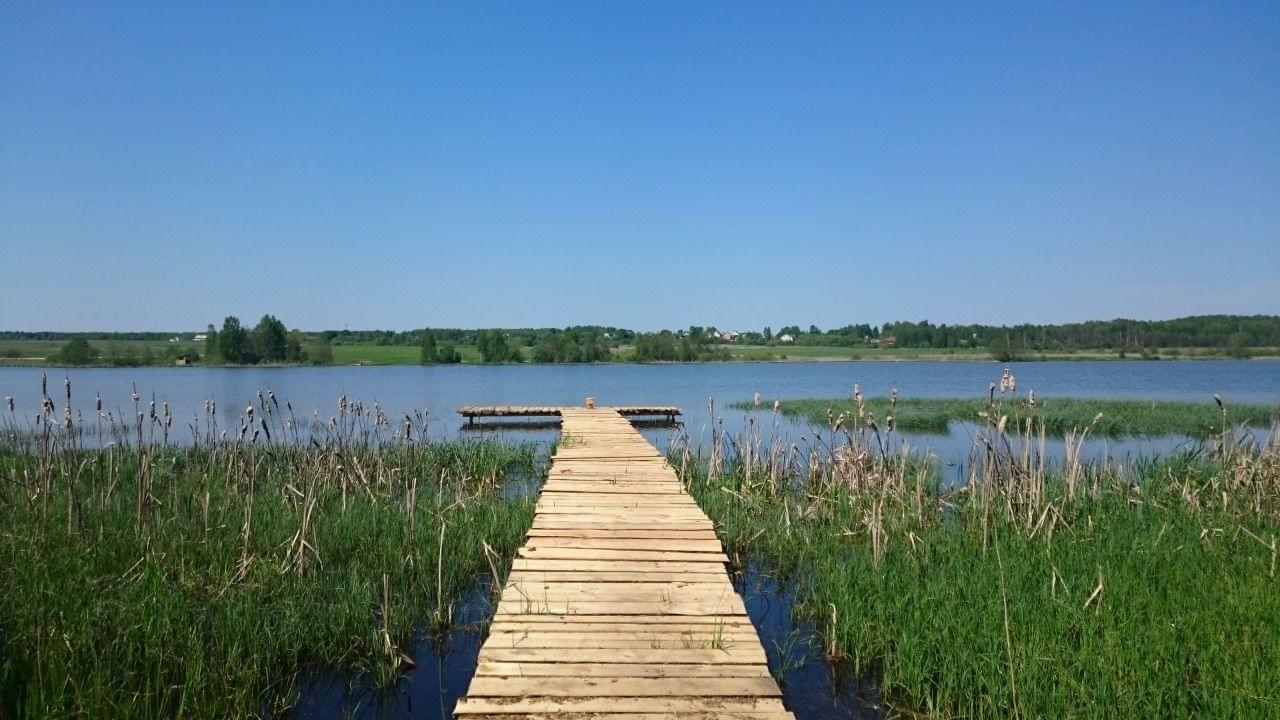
(454, 698), (788, 714)
(516, 547), (728, 563)
(465, 677), (781, 698)
(475, 662), (771, 678)
(522, 525), (721, 535)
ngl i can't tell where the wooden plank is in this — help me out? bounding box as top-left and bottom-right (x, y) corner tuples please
(508, 572), (729, 584)
(538, 493), (700, 503)
(475, 662), (771, 678)
(530, 520), (715, 531)
(516, 548), (728, 563)
(525, 529), (718, 540)
(465, 677), (781, 698)
(509, 560), (727, 573)
(494, 600), (747, 616)
(503, 581), (738, 595)
(452, 713), (790, 720)
(493, 614), (744, 624)
(532, 507), (709, 517)
(500, 588), (741, 604)
(486, 621), (756, 634)
(476, 648), (766, 665)
(523, 537), (723, 551)
(454, 698), (788, 714)
(481, 637), (758, 650)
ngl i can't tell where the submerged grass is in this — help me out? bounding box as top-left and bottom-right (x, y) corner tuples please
(678, 400), (1280, 718)
(0, 382), (543, 718)
(742, 394), (1279, 436)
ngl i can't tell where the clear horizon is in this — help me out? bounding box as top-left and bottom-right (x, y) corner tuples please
(2, 2), (1278, 333)
(2, 312), (1279, 336)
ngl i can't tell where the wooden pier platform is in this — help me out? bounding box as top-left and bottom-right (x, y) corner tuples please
(454, 407), (793, 719)
(459, 405), (682, 425)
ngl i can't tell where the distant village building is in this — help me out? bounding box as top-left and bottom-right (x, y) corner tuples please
(193, 334), (208, 343)
(174, 354), (195, 366)
(715, 330), (740, 342)
(778, 334), (795, 344)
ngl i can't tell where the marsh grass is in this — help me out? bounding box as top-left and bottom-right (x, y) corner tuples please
(0, 379), (542, 718)
(743, 395), (1279, 436)
(680, 399), (1280, 718)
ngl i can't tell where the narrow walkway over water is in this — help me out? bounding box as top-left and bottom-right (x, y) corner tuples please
(455, 407), (794, 719)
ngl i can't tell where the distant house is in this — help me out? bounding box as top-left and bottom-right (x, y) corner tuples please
(879, 336), (897, 347)
(193, 334), (208, 343)
(715, 330), (740, 342)
(778, 334), (795, 344)
(174, 354), (196, 366)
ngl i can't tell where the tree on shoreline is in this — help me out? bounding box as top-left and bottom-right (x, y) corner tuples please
(250, 315), (288, 363)
(53, 338), (99, 365)
(217, 316), (252, 364)
(420, 330), (438, 364)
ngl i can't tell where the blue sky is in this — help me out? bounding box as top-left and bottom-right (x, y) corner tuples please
(2, 1), (1277, 332)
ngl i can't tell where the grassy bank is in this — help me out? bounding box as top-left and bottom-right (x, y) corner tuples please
(0, 398), (543, 717)
(677, 421), (1280, 718)
(739, 395), (1279, 436)
(330, 343), (484, 365)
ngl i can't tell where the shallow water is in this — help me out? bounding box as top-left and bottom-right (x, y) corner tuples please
(288, 580), (496, 719)
(733, 560), (884, 719)
(1, 360), (1275, 464)
(287, 558), (882, 720)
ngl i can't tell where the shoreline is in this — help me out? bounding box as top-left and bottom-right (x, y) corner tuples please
(4, 353), (1278, 369)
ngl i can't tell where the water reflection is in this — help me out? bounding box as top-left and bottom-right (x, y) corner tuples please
(287, 559), (887, 720)
(734, 559), (884, 720)
(288, 581), (495, 719)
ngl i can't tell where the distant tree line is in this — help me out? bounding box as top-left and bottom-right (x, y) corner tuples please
(302, 326), (638, 352)
(758, 315), (1280, 351)
(44, 339), (200, 367)
(630, 331), (728, 362)
(1, 331), (184, 341)
(16, 315), (1280, 367)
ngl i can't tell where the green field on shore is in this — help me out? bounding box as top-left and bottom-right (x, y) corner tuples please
(6, 337), (1276, 367)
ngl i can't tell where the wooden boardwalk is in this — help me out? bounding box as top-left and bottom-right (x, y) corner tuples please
(455, 407), (794, 719)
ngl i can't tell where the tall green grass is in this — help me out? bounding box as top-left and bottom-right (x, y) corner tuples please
(677, 409), (1280, 718)
(740, 395), (1278, 436)
(0, 385), (543, 718)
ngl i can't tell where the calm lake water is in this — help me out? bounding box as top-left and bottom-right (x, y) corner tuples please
(3, 360), (1277, 466)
